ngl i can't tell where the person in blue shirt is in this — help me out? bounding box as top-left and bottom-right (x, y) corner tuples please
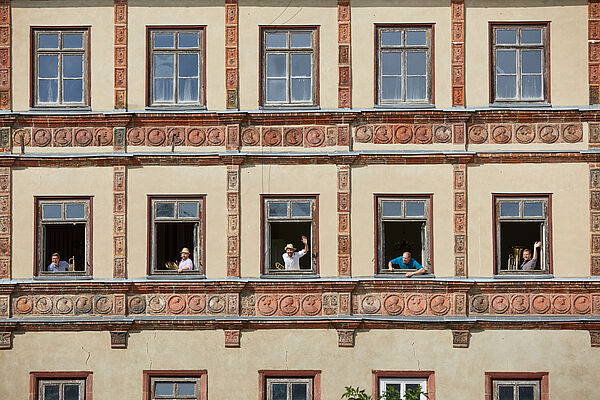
(388, 251), (426, 277)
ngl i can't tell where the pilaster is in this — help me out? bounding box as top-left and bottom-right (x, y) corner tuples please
(114, 0), (128, 110)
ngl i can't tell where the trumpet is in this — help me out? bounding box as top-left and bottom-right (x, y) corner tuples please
(164, 261), (178, 270)
(68, 257), (75, 271)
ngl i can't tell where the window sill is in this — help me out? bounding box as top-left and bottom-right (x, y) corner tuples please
(489, 102), (551, 109)
(147, 274), (206, 280)
(259, 105), (320, 112)
(30, 106), (91, 112)
(260, 273), (320, 279)
(373, 103), (435, 110)
(34, 274), (92, 281)
(493, 273), (554, 279)
(145, 106), (207, 112)
(374, 273), (435, 279)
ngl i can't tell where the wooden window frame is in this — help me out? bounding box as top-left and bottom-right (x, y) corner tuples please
(258, 370), (321, 400)
(146, 195), (206, 276)
(143, 370), (207, 400)
(34, 196), (93, 277)
(146, 26), (207, 108)
(259, 26), (320, 108)
(31, 27), (91, 108)
(374, 24), (435, 106)
(492, 194), (552, 275)
(260, 194), (319, 276)
(374, 194), (433, 275)
(372, 371), (435, 400)
(485, 372), (548, 400)
(30, 372), (93, 400)
(489, 22), (550, 104)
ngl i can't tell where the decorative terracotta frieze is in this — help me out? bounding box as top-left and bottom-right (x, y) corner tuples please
(451, 0), (465, 107)
(0, 331), (11, 349)
(468, 123), (583, 145)
(0, 167), (9, 279)
(469, 293), (600, 315)
(110, 331), (128, 349)
(592, 163), (600, 275)
(241, 125), (343, 147)
(337, 0), (351, 108)
(0, 1), (10, 111)
(127, 126), (226, 147)
(225, 0), (239, 109)
(337, 165), (351, 276)
(452, 330), (469, 348)
(590, 330), (600, 346)
(224, 329), (240, 347)
(114, 0), (127, 110)
(226, 164), (240, 277)
(354, 123), (455, 144)
(113, 166), (126, 278)
(454, 164), (467, 277)
(337, 329), (355, 347)
(591, 0), (600, 103)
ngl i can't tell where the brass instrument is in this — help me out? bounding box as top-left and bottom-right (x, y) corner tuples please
(68, 257), (75, 271)
(274, 262), (285, 270)
(165, 261), (178, 270)
(508, 246), (524, 270)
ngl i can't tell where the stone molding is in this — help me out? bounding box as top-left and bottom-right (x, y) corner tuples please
(452, 330), (469, 348)
(110, 331), (128, 349)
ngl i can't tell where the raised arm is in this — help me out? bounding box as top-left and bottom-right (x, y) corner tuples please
(301, 235), (308, 253)
(533, 241), (542, 260)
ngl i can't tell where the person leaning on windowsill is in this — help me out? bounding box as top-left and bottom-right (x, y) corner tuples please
(282, 236), (309, 270)
(177, 247), (194, 272)
(520, 241), (542, 271)
(388, 251), (426, 277)
(47, 252), (69, 272)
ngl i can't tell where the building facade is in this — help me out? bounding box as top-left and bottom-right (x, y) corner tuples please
(0, 0), (599, 399)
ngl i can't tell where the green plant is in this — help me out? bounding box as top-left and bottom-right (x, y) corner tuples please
(341, 385), (428, 400)
(341, 386), (371, 400)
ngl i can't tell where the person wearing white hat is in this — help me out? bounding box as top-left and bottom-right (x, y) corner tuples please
(282, 236), (308, 270)
(177, 247), (194, 272)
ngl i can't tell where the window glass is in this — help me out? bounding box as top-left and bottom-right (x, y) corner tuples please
(405, 201), (425, 217)
(155, 382), (174, 395)
(523, 202), (543, 217)
(381, 31), (402, 46)
(496, 29), (517, 44)
(518, 386), (534, 400)
(65, 204), (85, 219)
(291, 201), (311, 217)
(155, 32), (175, 48)
(498, 385), (514, 400)
(521, 29), (542, 44)
(179, 32), (199, 48)
(406, 30), (426, 46)
(268, 202), (288, 217)
(39, 33), (59, 49)
(39, 55), (59, 78)
(44, 385), (60, 400)
(63, 55), (83, 78)
(267, 53), (287, 78)
(266, 33), (287, 48)
(63, 385), (80, 400)
(63, 33), (83, 49)
(273, 384), (287, 400)
(292, 383), (308, 400)
(43, 204), (62, 219)
(179, 202), (198, 218)
(178, 382), (196, 396)
(156, 202), (176, 218)
(382, 52), (402, 75)
(291, 32), (311, 48)
(382, 201), (403, 217)
(500, 201), (520, 217)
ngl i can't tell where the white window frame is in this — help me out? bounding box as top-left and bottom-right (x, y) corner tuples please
(266, 377), (313, 400)
(150, 377), (202, 400)
(493, 380), (540, 400)
(379, 377), (427, 400)
(38, 379), (85, 400)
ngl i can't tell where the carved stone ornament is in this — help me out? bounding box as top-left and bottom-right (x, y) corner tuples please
(355, 125), (373, 143)
(0, 332), (11, 350)
(590, 330), (600, 347)
(468, 125), (488, 144)
(188, 295), (206, 314)
(337, 329), (355, 347)
(452, 330), (469, 348)
(224, 330), (241, 348)
(187, 128), (206, 146)
(470, 295), (489, 313)
(110, 331), (128, 349)
(383, 294), (404, 315)
(395, 125), (412, 143)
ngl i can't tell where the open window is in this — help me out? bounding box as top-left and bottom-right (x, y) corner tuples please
(149, 197), (205, 275)
(494, 195), (551, 274)
(262, 196), (318, 275)
(36, 197), (92, 276)
(376, 195), (431, 274)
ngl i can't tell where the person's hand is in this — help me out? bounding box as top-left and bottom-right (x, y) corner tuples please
(534, 241), (542, 248)
(177, 268), (182, 273)
(406, 272), (413, 277)
(301, 236), (308, 244)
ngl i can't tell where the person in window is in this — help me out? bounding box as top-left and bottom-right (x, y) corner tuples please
(47, 253), (69, 272)
(388, 251), (426, 277)
(520, 241), (542, 270)
(282, 236), (308, 270)
(177, 247), (194, 272)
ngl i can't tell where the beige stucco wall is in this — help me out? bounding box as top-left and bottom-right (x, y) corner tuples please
(128, 0), (226, 111)
(352, 164), (455, 277)
(351, 0), (452, 109)
(11, 1), (114, 112)
(0, 329), (597, 399)
(466, 0), (588, 107)
(127, 165), (227, 279)
(468, 163), (589, 277)
(11, 167), (114, 279)
(240, 163), (337, 277)
(238, 0), (338, 110)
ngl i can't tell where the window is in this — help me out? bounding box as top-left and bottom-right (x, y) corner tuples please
(494, 195), (551, 274)
(491, 24), (548, 103)
(143, 371), (207, 400)
(379, 378), (427, 400)
(376, 195), (431, 274)
(262, 196), (318, 275)
(261, 28), (318, 107)
(33, 28), (89, 107)
(31, 372), (92, 400)
(376, 26), (432, 105)
(259, 371), (320, 400)
(149, 28), (204, 106)
(36, 197), (92, 276)
(149, 197), (205, 275)
(493, 380), (540, 400)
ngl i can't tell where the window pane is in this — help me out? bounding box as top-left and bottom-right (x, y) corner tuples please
(385, 383), (402, 397)
(272, 383), (287, 400)
(498, 385), (514, 400)
(63, 384), (80, 400)
(177, 382), (196, 396)
(291, 201), (311, 217)
(155, 382), (174, 396)
(39, 33), (59, 49)
(178, 54), (199, 78)
(267, 54), (287, 78)
(267, 79), (287, 102)
(518, 386), (535, 400)
(154, 78), (174, 102)
(266, 33), (287, 48)
(496, 29), (517, 44)
(39, 79), (59, 103)
(406, 76), (426, 100)
(406, 30), (427, 46)
(44, 384), (60, 400)
(522, 75), (542, 99)
(291, 32), (311, 48)
(496, 50), (517, 74)
(156, 202), (176, 218)
(521, 29), (542, 44)
(64, 79), (83, 103)
(154, 54), (175, 78)
(381, 52), (402, 75)
(178, 78), (199, 102)
(178, 32), (199, 48)
(523, 202), (544, 217)
(406, 383), (421, 392)
(381, 31), (402, 46)
(63, 33), (84, 49)
(406, 201), (426, 217)
(63, 55), (83, 78)
(497, 75), (517, 99)
(179, 202), (198, 218)
(42, 204), (62, 219)
(291, 78), (311, 102)
(382, 201), (403, 217)
(268, 202), (288, 217)
(291, 54), (311, 77)
(39, 55), (59, 78)
(66, 204), (85, 219)
(381, 76), (402, 100)
(291, 383), (308, 400)
(521, 50), (542, 74)
(154, 33), (175, 48)
(407, 52), (426, 75)
(500, 201), (520, 217)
